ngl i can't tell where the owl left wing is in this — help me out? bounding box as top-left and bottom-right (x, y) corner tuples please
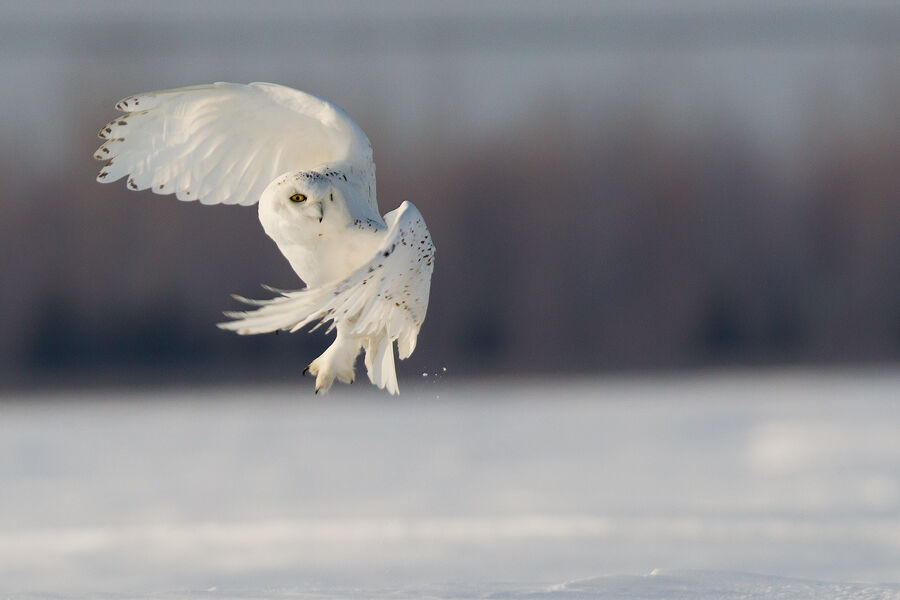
(94, 82), (376, 208)
(218, 201), (433, 359)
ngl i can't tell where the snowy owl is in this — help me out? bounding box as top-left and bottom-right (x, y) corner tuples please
(94, 82), (434, 395)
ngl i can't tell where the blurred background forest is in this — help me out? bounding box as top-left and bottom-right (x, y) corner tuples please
(1, 1), (898, 389)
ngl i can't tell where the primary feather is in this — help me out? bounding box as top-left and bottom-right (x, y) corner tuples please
(95, 82), (433, 394)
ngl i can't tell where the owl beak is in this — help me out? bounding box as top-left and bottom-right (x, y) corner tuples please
(317, 202), (324, 223)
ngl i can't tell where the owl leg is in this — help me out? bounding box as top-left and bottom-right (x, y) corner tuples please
(305, 329), (362, 394)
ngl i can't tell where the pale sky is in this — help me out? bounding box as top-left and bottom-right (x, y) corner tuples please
(1, 1), (897, 170)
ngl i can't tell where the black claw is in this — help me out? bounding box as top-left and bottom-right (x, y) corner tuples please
(302, 365), (310, 376)
(314, 388), (320, 395)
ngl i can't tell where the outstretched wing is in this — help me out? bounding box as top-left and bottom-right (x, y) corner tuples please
(218, 201), (434, 360)
(94, 82), (376, 208)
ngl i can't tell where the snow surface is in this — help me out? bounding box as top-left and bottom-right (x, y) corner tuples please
(7, 570), (900, 599)
(1, 370), (899, 598)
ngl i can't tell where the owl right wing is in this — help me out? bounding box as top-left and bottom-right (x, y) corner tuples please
(94, 82), (377, 209)
(217, 201), (434, 361)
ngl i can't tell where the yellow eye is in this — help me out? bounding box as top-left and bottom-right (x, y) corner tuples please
(289, 193), (307, 203)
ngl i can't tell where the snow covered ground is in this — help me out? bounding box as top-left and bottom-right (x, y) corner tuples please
(1, 369), (899, 598)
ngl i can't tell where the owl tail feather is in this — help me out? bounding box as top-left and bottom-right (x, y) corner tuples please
(364, 334), (399, 396)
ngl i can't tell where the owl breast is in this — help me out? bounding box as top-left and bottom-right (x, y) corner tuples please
(272, 231), (383, 288)
(258, 194), (384, 288)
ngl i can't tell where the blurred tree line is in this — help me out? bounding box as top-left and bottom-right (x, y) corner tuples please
(2, 80), (898, 388)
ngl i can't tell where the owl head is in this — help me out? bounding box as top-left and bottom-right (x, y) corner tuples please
(259, 171), (349, 230)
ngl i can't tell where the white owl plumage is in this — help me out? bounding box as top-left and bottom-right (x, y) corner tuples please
(94, 82), (434, 395)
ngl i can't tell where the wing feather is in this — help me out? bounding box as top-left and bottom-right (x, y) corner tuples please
(95, 82), (376, 208)
(217, 202), (434, 360)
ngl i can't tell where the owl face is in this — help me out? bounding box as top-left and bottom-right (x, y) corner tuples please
(264, 172), (343, 220)
(258, 171), (357, 242)
(281, 175), (333, 222)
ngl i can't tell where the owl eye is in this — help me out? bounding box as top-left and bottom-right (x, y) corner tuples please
(289, 193), (307, 203)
